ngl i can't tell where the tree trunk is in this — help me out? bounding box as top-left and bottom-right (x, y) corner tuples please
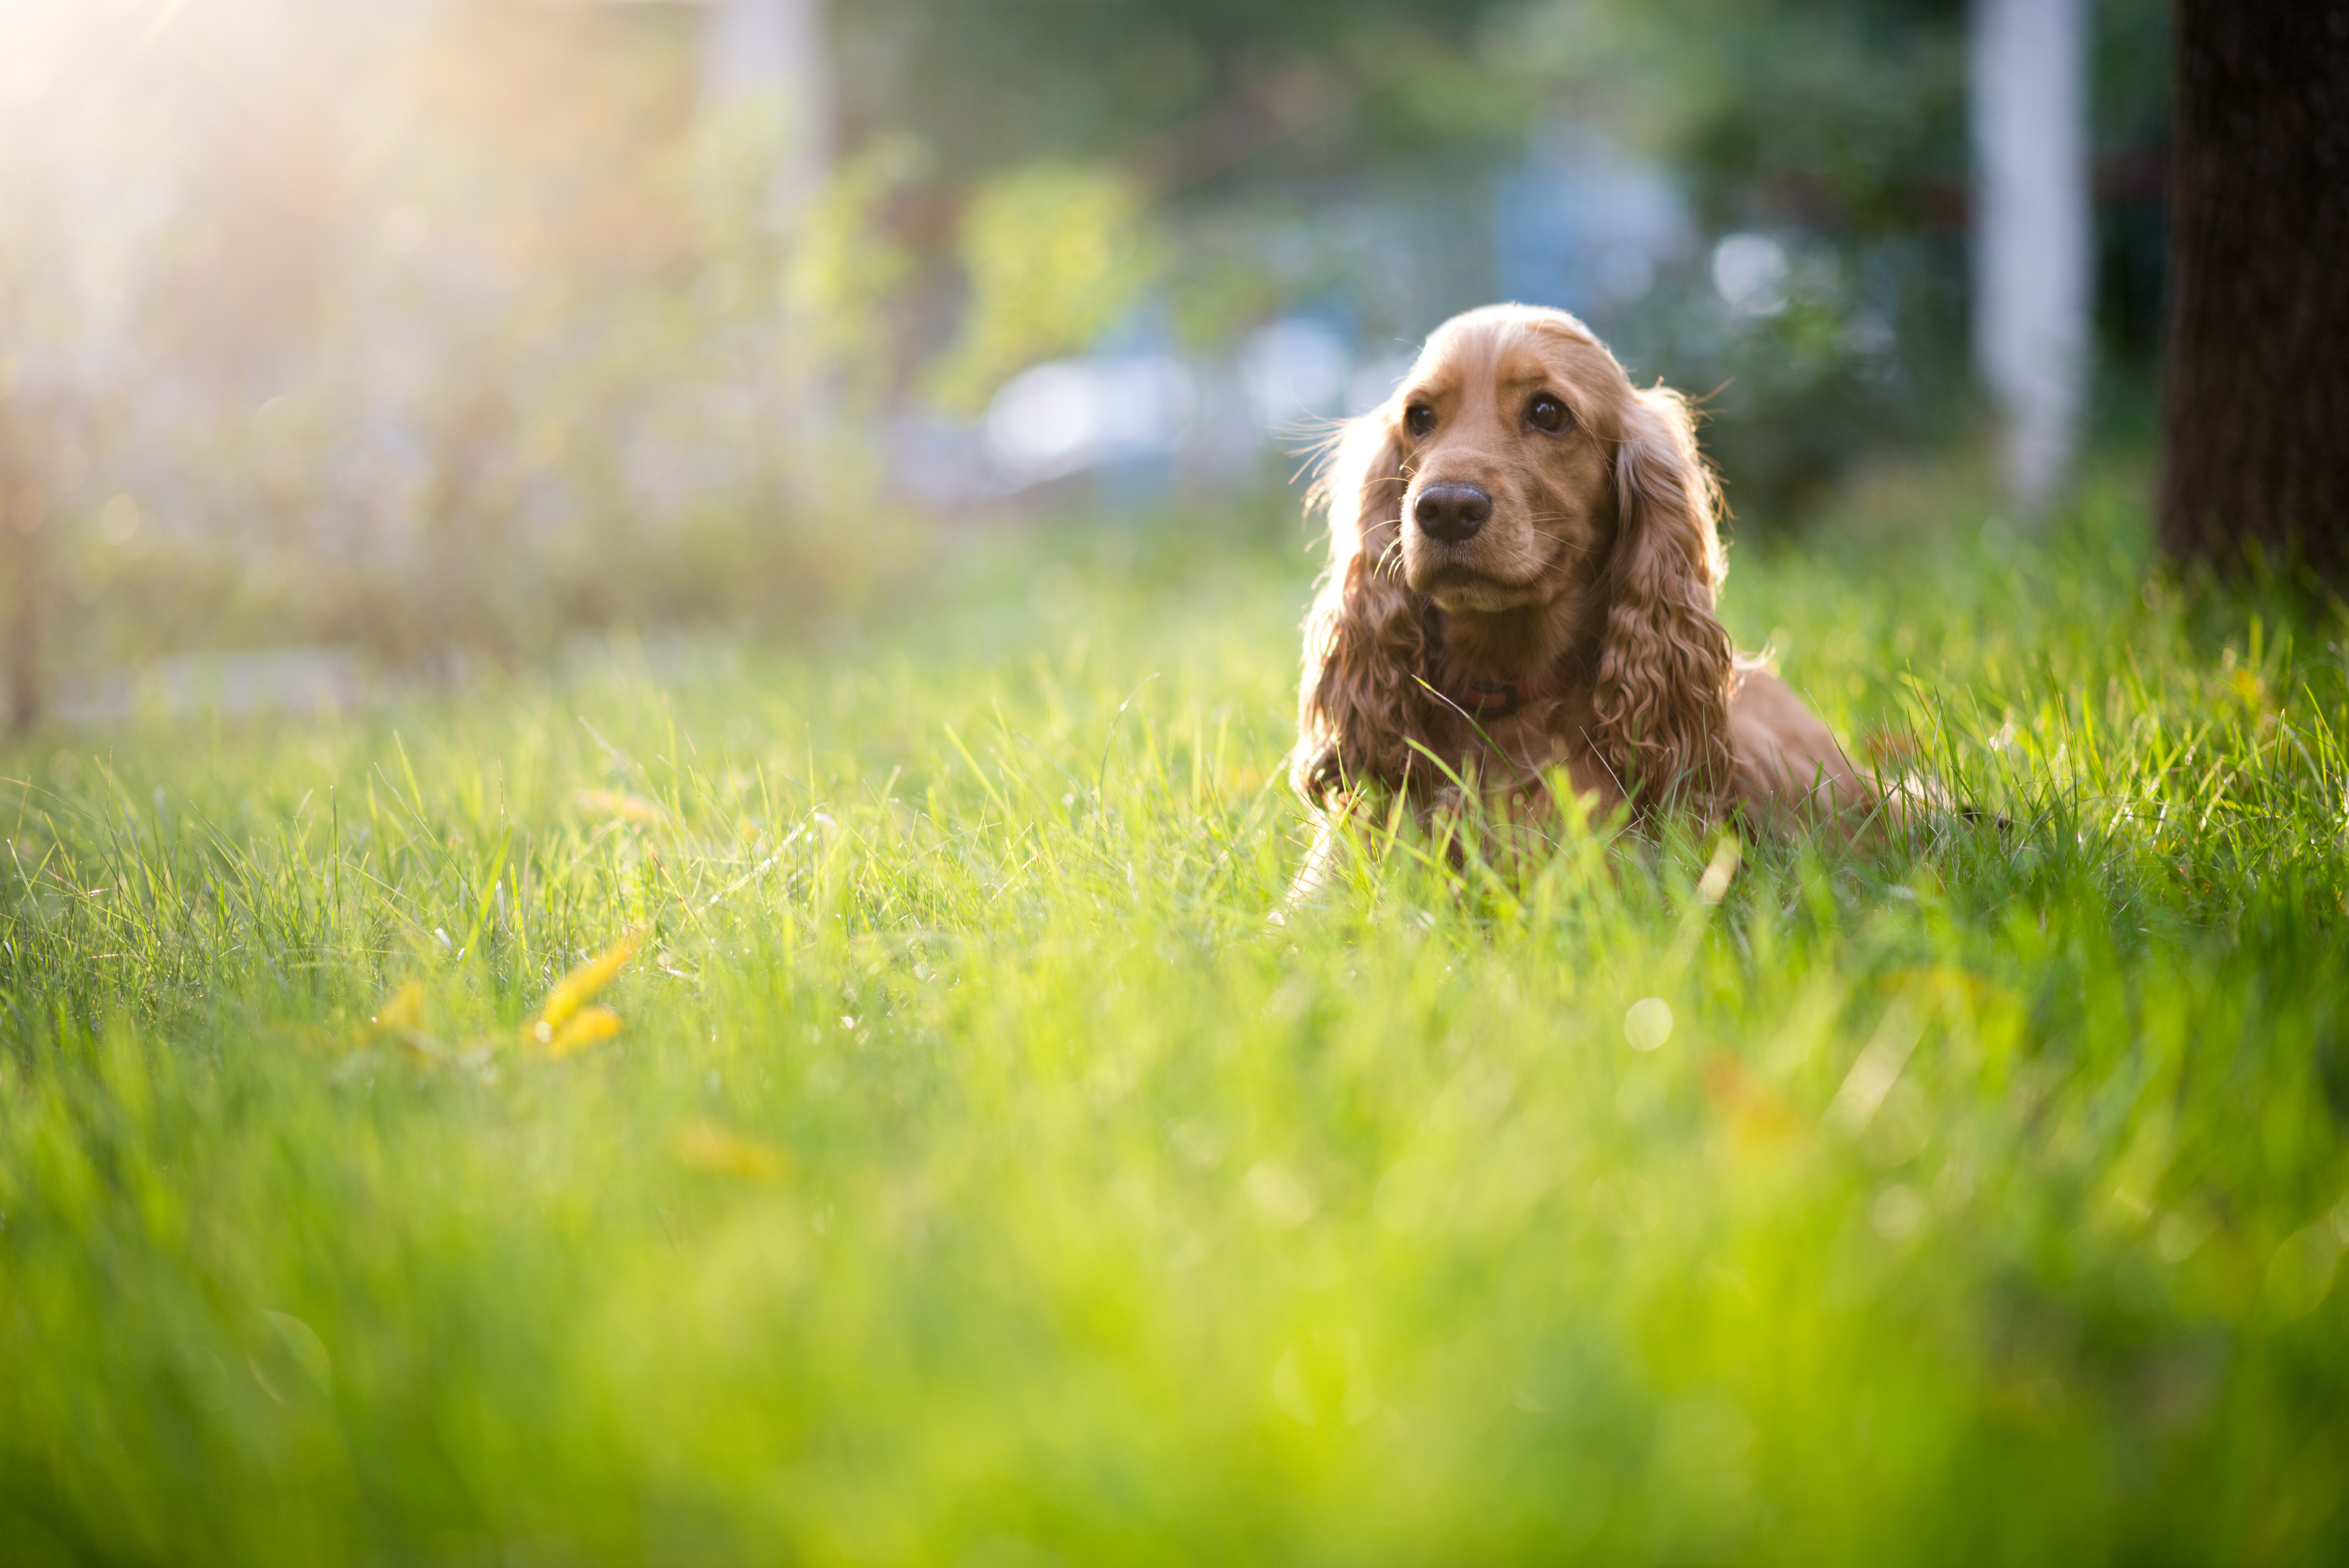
(1970, 0), (2091, 517)
(2158, 1), (2349, 580)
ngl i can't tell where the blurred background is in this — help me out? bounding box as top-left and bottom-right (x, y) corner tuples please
(0, 0), (2168, 724)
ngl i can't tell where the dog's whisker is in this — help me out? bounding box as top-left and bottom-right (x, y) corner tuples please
(1526, 529), (1598, 557)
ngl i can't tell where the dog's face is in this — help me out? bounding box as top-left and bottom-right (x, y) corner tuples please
(1386, 308), (1630, 615)
(1298, 303), (1737, 814)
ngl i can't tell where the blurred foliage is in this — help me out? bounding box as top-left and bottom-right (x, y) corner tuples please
(1603, 234), (1970, 523)
(848, 0), (2167, 523)
(782, 136), (926, 407)
(1501, 0), (2164, 230)
(1484, 0), (2168, 521)
(2, 2), (935, 685)
(1499, 0), (1972, 234)
(924, 163), (1160, 415)
(834, 0), (1526, 186)
(0, 0), (2174, 688)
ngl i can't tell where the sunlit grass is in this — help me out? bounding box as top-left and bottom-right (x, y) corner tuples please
(4, 481), (2347, 1564)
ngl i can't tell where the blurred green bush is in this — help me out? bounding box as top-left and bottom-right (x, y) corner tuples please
(0, 0), (2169, 710)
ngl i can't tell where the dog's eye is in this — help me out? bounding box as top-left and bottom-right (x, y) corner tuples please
(1404, 403), (1437, 438)
(1526, 393), (1570, 433)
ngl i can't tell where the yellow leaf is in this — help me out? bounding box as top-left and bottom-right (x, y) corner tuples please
(541, 1005), (622, 1060)
(372, 980), (424, 1031)
(672, 1119), (789, 1181)
(356, 980), (426, 1045)
(534, 931), (642, 1034)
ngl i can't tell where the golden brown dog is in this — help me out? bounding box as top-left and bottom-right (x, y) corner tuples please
(1287, 303), (1870, 898)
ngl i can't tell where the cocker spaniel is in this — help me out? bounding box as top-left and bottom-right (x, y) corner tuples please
(1288, 303), (1870, 898)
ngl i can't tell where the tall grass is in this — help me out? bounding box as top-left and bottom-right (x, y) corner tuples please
(4, 480), (2347, 1564)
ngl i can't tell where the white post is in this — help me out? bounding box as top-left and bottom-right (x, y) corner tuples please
(1970, 0), (2091, 516)
(699, 0), (830, 214)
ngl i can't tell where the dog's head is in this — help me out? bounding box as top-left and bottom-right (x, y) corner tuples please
(1381, 305), (1703, 611)
(1298, 304), (1734, 810)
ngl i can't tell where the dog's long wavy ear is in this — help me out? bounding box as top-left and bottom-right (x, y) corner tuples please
(1291, 410), (1433, 809)
(1593, 386), (1736, 812)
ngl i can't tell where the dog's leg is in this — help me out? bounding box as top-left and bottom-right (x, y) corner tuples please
(1276, 810), (1345, 920)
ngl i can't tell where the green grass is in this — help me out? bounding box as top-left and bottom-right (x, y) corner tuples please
(4, 475), (2348, 1565)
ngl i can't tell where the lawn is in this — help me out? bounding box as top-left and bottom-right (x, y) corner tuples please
(3, 473), (2347, 1565)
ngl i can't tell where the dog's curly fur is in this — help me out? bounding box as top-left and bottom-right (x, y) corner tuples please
(1288, 305), (1866, 891)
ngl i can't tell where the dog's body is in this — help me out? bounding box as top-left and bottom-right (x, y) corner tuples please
(1287, 304), (1869, 896)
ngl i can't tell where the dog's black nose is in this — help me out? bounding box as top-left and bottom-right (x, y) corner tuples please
(1414, 482), (1492, 543)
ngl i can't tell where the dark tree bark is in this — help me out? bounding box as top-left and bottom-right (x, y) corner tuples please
(2158, 1), (2349, 580)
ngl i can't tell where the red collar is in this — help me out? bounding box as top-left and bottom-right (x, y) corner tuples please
(1451, 677), (1530, 719)
(1438, 658), (1580, 723)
